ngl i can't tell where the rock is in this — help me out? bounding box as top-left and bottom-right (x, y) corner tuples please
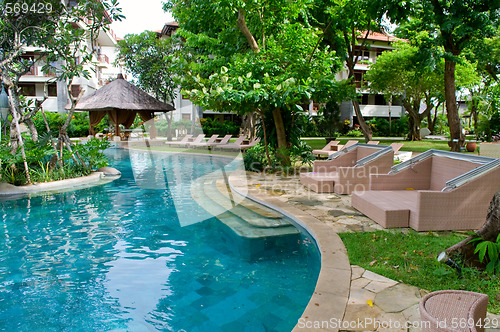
(97, 167), (121, 176)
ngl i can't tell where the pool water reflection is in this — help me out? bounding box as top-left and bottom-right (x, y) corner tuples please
(0, 148), (320, 331)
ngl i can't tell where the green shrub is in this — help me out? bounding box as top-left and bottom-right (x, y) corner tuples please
(200, 118), (240, 136)
(0, 136), (110, 185)
(368, 118), (391, 136)
(243, 141), (314, 172)
(243, 143), (277, 172)
(392, 116), (410, 137)
(33, 112), (91, 138)
(345, 129), (364, 137)
(155, 119), (193, 137)
(469, 234), (500, 275)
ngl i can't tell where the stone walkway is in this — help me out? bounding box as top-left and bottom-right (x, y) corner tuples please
(236, 170), (500, 332)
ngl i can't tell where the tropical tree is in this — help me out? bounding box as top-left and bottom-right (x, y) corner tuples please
(164, 0), (342, 166)
(117, 31), (178, 140)
(384, 0), (500, 151)
(0, 0), (123, 182)
(310, 0), (390, 142)
(463, 30), (500, 134)
(365, 41), (443, 140)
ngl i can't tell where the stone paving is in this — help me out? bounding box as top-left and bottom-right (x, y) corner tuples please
(238, 170), (500, 332)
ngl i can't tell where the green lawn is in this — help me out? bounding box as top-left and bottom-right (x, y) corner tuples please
(126, 143), (242, 158)
(340, 230), (500, 313)
(302, 137), (456, 153)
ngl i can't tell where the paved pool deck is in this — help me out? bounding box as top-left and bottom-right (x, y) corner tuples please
(229, 170), (500, 332)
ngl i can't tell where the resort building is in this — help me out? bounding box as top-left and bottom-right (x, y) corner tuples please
(19, 8), (123, 113)
(337, 31), (405, 125)
(156, 22), (242, 123)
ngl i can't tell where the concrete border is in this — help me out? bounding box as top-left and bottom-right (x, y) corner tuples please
(229, 173), (351, 332)
(0, 172), (120, 198)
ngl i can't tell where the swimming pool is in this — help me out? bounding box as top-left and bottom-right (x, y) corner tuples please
(0, 148), (320, 331)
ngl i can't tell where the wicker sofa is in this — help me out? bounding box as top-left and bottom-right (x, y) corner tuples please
(300, 144), (394, 194)
(352, 150), (500, 231)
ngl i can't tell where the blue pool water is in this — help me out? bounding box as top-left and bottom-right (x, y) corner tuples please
(0, 148), (320, 331)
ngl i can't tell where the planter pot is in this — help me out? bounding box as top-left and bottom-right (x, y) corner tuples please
(466, 142), (477, 152)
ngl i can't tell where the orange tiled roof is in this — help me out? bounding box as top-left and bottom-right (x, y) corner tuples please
(358, 31), (399, 42)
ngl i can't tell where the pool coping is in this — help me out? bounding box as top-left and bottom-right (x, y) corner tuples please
(0, 171), (120, 197)
(228, 172), (350, 332)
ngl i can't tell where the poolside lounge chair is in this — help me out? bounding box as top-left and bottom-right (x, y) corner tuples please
(367, 141), (380, 145)
(219, 137), (261, 151)
(213, 135), (246, 150)
(189, 134), (219, 148)
(335, 140), (359, 152)
(300, 144), (394, 194)
(389, 142), (404, 154)
(312, 140), (341, 157)
(206, 134), (233, 148)
(351, 150), (500, 231)
(165, 134), (193, 146)
(419, 290), (488, 332)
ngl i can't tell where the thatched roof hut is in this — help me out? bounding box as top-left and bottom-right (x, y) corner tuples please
(74, 74), (174, 137)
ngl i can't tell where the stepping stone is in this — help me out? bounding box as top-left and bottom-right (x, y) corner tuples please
(328, 210), (345, 217)
(375, 284), (421, 313)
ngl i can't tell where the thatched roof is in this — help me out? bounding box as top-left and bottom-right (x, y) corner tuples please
(74, 75), (174, 112)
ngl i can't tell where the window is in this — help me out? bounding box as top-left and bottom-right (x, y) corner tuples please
(182, 114), (191, 121)
(361, 94), (369, 105)
(375, 94), (387, 105)
(19, 83), (36, 97)
(354, 50), (370, 62)
(48, 84), (57, 97)
(71, 85), (81, 98)
(354, 71), (366, 88)
(21, 54), (36, 75)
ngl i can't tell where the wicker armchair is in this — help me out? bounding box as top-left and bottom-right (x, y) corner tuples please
(419, 290), (488, 332)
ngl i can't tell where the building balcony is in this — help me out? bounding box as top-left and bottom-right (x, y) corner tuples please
(97, 54), (110, 67)
(25, 65), (37, 76)
(360, 104), (404, 118)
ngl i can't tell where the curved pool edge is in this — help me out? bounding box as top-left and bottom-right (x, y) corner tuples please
(228, 172), (351, 332)
(0, 172), (120, 198)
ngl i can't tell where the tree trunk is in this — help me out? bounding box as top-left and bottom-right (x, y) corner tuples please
(272, 107), (290, 166)
(241, 112), (256, 139)
(8, 87), (31, 183)
(256, 108), (272, 168)
(428, 107), (439, 135)
(407, 115), (420, 141)
(237, 8), (260, 53)
(446, 191), (500, 265)
(167, 112), (173, 141)
(444, 59), (464, 152)
(351, 99), (372, 142)
(404, 98), (434, 141)
(470, 98), (479, 133)
(24, 118), (38, 141)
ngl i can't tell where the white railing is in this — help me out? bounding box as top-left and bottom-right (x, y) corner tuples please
(360, 105), (404, 117)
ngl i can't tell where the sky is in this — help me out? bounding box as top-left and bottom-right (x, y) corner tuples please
(110, 0), (174, 39)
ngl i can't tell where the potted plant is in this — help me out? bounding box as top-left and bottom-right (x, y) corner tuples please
(465, 141), (477, 152)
